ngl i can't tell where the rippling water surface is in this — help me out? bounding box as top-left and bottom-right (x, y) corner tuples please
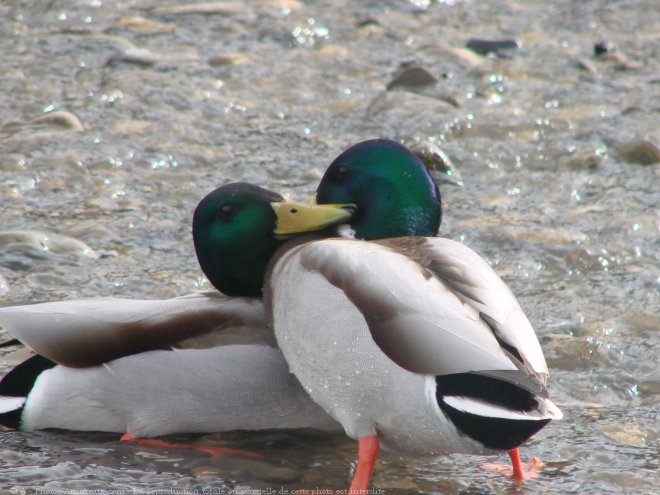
(0, 1), (658, 494)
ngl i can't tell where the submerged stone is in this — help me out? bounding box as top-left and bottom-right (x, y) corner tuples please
(407, 139), (463, 186)
(387, 65), (438, 90)
(466, 38), (520, 58)
(617, 139), (660, 165)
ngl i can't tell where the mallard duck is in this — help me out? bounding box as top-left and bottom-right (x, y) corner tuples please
(0, 183), (352, 435)
(265, 139), (562, 490)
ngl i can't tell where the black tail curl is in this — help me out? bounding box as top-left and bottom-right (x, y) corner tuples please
(0, 354), (55, 429)
(436, 373), (550, 450)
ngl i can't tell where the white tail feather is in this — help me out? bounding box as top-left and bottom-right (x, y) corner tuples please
(0, 396), (26, 414)
(443, 395), (563, 421)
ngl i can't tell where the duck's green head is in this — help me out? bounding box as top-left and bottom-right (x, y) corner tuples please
(315, 139), (441, 239)
(193, 182), (352, 297)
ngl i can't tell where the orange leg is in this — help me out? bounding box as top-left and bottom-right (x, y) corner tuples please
(349, 435), (379, 494)
(120, 432), (261, 459)
(509, 448), (524, 481)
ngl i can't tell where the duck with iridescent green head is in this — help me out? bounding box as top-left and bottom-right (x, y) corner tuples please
(268, 139), (562, 490)
(0, 183), (351, 435)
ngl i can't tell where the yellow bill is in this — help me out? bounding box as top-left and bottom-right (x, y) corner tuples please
(272, 199), (354, 237)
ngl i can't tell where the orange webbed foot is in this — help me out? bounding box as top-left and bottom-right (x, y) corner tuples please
(482, 448), (543, 484)
(120, 432), (261, 459)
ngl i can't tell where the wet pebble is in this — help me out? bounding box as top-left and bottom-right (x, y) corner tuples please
(1, 112), (83, 139)
(406, 139), (463, 186)
(575, 57), (599, 74)
(426, 43), (485, 68)
(265, 0), (302, 9)
(387, 64), (438, 90)
(29, 111), (84, 132)
(108, 46), (159, 67)
(384, 65), (461, 112)
(375, 476), (421, 491)
(558, 149), (605, 169)
(107, 44), (200, 68)
(616, 139), (660, 165)
(84, 183), (142, 212)
(593, 42), (643, 70)
(598, 422), (648, 447)
(117, 16), (177, 33)
(594, 41), (616, 56)
(202, 457), (300, 484)
(366, 91), (458, 123)
(466, 38), (520, 58)
(623, 311), (660, 334)
(151, 2), (246, 16)
(636, 379), (660, 399)
(110, 120), (153, 136)
(301, 167), (323, 181)
(62, 220), (121, 245)
(312, 44), (347, 59)
(478, 225), (588, 245)
(354, 17), (385, 39)
(543, 334), (601, 371)
(208, 52), (255, 66)
(190, 465), (223, 484)
(356, 17), (381, 29)
(0, 230), (98, 259)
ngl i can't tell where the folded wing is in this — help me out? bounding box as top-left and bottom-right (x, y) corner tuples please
(0, 292), (269, 367)
(282, 238), (547, 382)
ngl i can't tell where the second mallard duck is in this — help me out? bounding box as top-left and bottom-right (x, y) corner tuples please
(267, 139), (562, 490)
(0, 183), (351, 434)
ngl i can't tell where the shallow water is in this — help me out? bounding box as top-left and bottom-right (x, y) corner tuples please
(0, 0), (658, 494)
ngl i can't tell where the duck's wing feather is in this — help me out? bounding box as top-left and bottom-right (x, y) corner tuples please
(269, 238), (549, 392)
(269, 238), (530, 378)
(375, 237), (549, 380)
(0, 292), (269, 367)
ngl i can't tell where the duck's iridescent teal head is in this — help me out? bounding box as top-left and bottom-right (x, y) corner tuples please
(193, 183), (352, 297)
(316, 139), (441, 239)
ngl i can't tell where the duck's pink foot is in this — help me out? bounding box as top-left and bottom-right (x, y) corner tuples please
(482, 448), (542, 484)
(120, 432), (261, 459)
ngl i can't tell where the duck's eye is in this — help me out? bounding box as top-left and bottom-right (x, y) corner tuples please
(217, 204), (236, 220)
(333, 165), (350, 183)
